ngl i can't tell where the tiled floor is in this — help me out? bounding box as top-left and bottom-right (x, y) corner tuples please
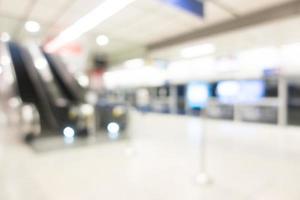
(1, 111), (300, 200)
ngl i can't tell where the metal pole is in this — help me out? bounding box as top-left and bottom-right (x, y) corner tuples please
(125, 109), (136, 156)
(195, 112), (213, 185)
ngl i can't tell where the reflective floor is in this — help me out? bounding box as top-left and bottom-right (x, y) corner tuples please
(1, 111), (300, 200)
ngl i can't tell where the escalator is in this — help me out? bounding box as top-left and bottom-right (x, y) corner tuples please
(8, 41), (88, 138)
(42, 50), (128, 133)
(43, 51), (85, 103)
(1, 41), (40, 139)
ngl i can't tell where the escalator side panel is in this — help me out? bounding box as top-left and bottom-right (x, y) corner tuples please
(8, 42), (59, 131)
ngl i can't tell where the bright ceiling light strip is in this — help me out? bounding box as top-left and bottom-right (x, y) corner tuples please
(124, 58), (145, 68)
(181, 43), (215, 58)
(45, 0), (136, 52)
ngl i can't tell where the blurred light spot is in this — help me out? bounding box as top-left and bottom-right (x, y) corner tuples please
(34, 58), (47, 70)
(1, 55), (11, 66)
(78, 75), (89, 87)
(63, 127), (75, 138)
(96, 35), (109, 46)
(124, 58), (144, 69)
(25, 21), (40, 33)
(181, 43), (215, 58)
(81, 104), (94, 115)
(8, 97), (21, 108)
(107, 122), (120, 134)
(112, 106), (125, 117)
(22, 105), (34, 122)
(0, 32), (10, 42)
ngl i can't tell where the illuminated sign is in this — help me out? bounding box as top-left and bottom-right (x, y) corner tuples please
(162, 0), (204, 17)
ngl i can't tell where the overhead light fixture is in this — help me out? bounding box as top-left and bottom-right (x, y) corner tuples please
(181, 43), (215, 58)
(238, 47), (279, 68)
(45, 0), (136, 52)
(25, 21), (41, 33)
(124, 58), (144, 68)
(281, 43), (300, 65)
(0, 32), (11, 42)
(96, 35), (109, 46)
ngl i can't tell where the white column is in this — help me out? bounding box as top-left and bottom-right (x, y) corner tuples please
(278, 76), (288, 126)
(169, 85), (177, 114)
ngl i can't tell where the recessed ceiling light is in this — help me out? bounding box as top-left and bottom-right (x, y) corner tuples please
(25, 21), (40, 33)
(181, 43), (215, 58)
(0, 32), (11, 42)
(96, 35), (109, 46)
(45, 0), (136, 52)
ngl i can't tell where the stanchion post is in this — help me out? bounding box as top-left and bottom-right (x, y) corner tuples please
(125, 108), (136, 156)
(195, 110), (213, 186)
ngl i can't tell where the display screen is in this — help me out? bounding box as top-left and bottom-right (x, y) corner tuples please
(216, 81), (240, 104)
(238, 80), (265, 103)
(186, 82), (210, 109)
(217, 80), (265, 103)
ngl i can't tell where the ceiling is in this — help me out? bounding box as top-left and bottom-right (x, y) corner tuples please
(150, 14), (300, 60)
(0, 0), (295, 63)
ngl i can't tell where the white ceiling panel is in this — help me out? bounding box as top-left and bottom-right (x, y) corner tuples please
(28, 0), (71, 23)
(91, 0), (212, 46)
(34, 0), (71, 7)
(133, 0), (166, 11)
(93, 5), (146, 34)
(0, 0), (32, 18)
(69, 0), (105, 14)
(217, 0), (292, 15)
(28, 2), (60, 23)
(54, 0), (105, 28)
(90, 0), (234, 49)
(0, 0), (297, 63)
(202, 1), (234, 25)
(0, 17), (19, 33)
(150, 15), (300, 60)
